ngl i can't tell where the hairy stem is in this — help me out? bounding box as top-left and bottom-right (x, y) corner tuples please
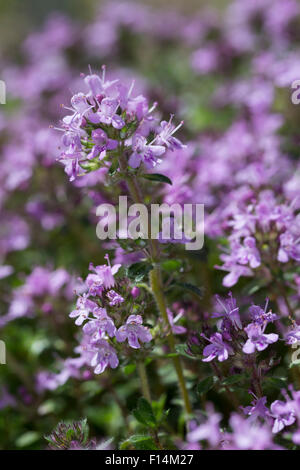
(118, 152), (192, 415)
(149, 266), (192, 414)
(137, 360), (152, 402)
(137, 361), (163, 449)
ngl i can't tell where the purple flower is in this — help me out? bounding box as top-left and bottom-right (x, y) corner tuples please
(242, 394), (270, 423)
(224, 414), (279, 450)
(270, 400), (296, 433)
(116, 315), (152, 349)
(285, 325), (300, 345)
(202, 332), (234, 362)
(191, 46), (219, 74)
(130, 286), (140, 299)
(70, 92), (93, 116)
(0, 265), (14, 279)
(219, 256), (253, 287)
(86, 259), (121, 295)
(0, 387), (17, 410)
(128, 135), (165, 169)
(167, 308), (187, 335)
(239, 236), (261, 269)
(87, 129), (118, 160)
(243, 323), (278, 354)
(155, 116), (185, 150)
(83, 308), (116, 339)
(249, 300), (278, 326)
(84, 67), (118, 98)
(69, 294), (97, 325)
(278, 230), (300, 263)
(213, 292), (242, 330)
(57, 67), (184, 180)
(93, 98), (125, 129)
(106, 290), (124, 306)
(90, 339), (119, 374)
(187, 405), (222, 447)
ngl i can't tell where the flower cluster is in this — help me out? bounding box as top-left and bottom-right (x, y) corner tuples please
(186, 386), (300, 449)
(57, 66), (184, 181)
(186, 406), (280, 450)
(69, 256), (152, 374)
(0, 267), (76, 327)
(218, 190), (300, 287)
(201, 294), (279, 364)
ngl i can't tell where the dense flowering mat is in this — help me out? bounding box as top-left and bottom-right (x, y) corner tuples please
(0, 0), (300, 450)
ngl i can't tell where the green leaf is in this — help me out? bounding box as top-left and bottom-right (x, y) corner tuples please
(197, 376), (216, 395)
(141, 173), (172, 185)
(80, 160), (101, 173)
(265, 377), (287, 390)
(80, 418), (89, 444)
(222, 374), (245, 385)
(151, 395), (166, 423)
(16, 431), (40, 448)
(161, 259), (182, 272)
(175, 282), (204, 298)
(175, 344), (195, 359)
(120, 434), (158, 450)
(108, 159), (119, 176)
(123, 364), (136, 375)
(66, 429), (76, 441)
(133, 398), (157, 428)
(127, 262), (153, 283)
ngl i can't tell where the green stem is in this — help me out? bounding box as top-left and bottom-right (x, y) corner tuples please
(137, 361), (163, 449)
(137, 360), (152, 402)
(118, 152), (192, 415)
(149, 266), (192, 414)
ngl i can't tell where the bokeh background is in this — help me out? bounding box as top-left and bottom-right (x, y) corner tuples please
(0, 0), (300, 450)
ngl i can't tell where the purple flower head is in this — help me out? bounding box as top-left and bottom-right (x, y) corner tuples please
(57, 67), (184, 180)
(242, 393), (270, 423)
(202, 332), (234, 362)
(90, 339), (119, 374)
(84, 66), (119, 99)
(238, 236), (261, 269)
(218, 193), (300, 287)
(187, 405), (222, 447)
(130, 286), (140, 299)
(116, 315), (152, 349)
(285, 325), (300, 345)
(243, 323), (278, 354)
(0, 386), (17, 410)
(86, 257), (121, 294)
(219, 253), (253, 287)
(83, 308), (116, 339)
(249, 299), (278, 326)
(0, 265), (14, 280)
(225, 413), (279, 450)
(167, 308), (187, 335)
(91, 128), (118, 152)
(155, 116), (186, 150)
(95, 98), (125, 129)
(70, 92), (93, 116)
(278, 230), (300, 263)
(69, 293), (97, 326)
(213, 292), (242, 330)
(128, 134), (165, 169)
(270, 400), (296, 433)
(106, 289), (124, 306)
(191, 45), (219, 74)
